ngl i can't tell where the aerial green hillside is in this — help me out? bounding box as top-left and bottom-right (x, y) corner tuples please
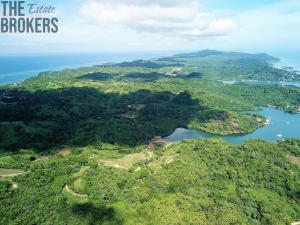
(0, 50), (299, 224)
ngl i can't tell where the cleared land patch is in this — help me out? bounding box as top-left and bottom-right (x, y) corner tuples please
(0, 168), (25, 177)
(58, 147), (72, 157)
(74, 166), (90, 177)
(287, 154), (300, 167)
(99, 152), (152, 170)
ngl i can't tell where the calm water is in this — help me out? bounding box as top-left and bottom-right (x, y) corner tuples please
(272, 51), (300, 71)
(163, 108), (300, 144)
(0, 52), (166, 84)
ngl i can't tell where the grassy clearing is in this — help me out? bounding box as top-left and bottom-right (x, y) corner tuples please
(71, 166), (90, 192)
(0, 168), (24, 177)
(74, 178), (85, 190)
(73, 166), (90, 177)
(98, 152), (152, 170)
(287, 154), (300, 167)
(58, 147), (72, 157)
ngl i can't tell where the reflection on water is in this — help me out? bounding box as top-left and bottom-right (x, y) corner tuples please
(163, 108), (300, 144)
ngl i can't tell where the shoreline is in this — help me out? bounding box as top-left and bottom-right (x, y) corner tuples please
(162, 107), (300, 144)
(272, 57), (300, 72)
(0, 52), (169, 85)
(1, 52), (299, 86)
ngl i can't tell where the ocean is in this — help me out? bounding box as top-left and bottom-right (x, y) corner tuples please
(271, 51), (300, 71)
(0, 52), (167, 84)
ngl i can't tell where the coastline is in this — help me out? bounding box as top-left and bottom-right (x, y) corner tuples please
(1, 52), (299, 86)
(0, 52), (169, 85)
(272, 56), (300, 72)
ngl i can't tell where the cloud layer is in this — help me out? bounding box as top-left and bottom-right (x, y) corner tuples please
(80, 0), (236, 39)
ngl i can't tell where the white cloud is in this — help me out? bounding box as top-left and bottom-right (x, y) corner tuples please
(2, 0), (300, 54)
(79, 0), (236, 39)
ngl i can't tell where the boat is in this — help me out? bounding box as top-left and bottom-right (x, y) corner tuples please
(277, 133), (283, 138)
(265, 119), (272, 125)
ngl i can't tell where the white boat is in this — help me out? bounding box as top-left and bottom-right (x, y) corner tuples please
(265, 119), (272, 125)
(277, 133), (283, 138)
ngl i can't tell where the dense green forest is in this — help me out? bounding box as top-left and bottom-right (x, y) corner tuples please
(0, 50), (299, 224)
(0, 139), (299, 224)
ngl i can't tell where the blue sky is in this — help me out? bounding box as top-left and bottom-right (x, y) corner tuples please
(205, 0), (281, 10)
(0, 0), (299, 55)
